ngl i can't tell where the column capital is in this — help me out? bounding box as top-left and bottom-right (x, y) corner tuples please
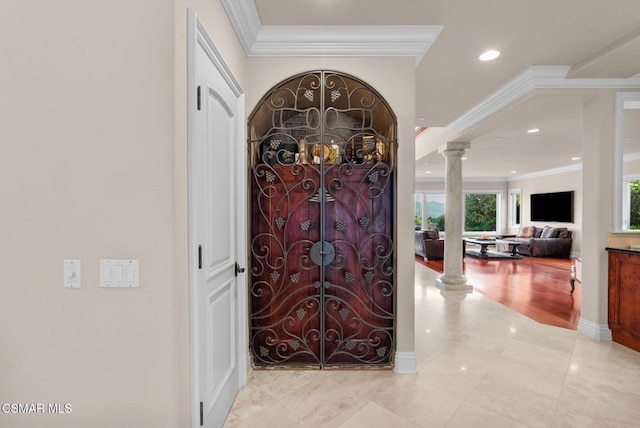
(438, 141), (470, 157)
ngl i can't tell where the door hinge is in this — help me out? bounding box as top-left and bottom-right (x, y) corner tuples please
(235, 262), (245, 277)
(197, 86), (201, 111)
(199, 401), (203, 426)
(198, 245), (202, 269)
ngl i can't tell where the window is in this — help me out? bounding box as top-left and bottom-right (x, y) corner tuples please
(464, 192), (499, 232)
(623, 178), (640, 230)
(414, 193), (423, 229)
(414, 192), (445, 231)
(509, 189), (521, 227)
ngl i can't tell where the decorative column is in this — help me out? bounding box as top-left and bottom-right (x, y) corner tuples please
(435, 141), (473, 291)
(578, 90), (615, 341)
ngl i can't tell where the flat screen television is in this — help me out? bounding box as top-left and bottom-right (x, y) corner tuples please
(530, 191), (574, 223)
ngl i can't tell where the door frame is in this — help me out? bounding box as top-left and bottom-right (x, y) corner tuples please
(187, 8), (248, 427)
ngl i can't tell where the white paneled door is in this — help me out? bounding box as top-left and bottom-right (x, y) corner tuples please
(188, 9), (246, 428)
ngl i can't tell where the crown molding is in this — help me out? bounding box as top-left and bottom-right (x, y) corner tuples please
(506, 163), (583, 182)
(415, 176), (508, 183)
(220, 0), (261, 54)
(416, 151), (640, 183)
(220, 0), (441, 66)
(448, 65), (640, 135)
(252, 25), (442, 64)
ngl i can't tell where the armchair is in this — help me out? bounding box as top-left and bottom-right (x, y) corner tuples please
(415, 229), (444, 261)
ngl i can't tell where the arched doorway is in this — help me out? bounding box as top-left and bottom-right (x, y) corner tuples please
(248, 71), (397, 368)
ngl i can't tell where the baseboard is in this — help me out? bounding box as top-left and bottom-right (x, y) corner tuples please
(239, 352), (252, 387)
(577, 317), (612, 341)
(394, 351), (417, 374)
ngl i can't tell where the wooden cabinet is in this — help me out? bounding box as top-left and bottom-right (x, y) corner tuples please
(608, 249), (640, 352)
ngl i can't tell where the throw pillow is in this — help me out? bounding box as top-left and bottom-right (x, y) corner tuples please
(516, 226), (536, 238)
(424, 229), (439, 240)
(557, 228), (570, 238)
(541, 226), (556, 238)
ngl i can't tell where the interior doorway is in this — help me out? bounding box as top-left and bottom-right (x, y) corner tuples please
(187, 9), (247, 428)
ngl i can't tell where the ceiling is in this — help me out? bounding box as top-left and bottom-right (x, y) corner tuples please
(234, 0), (640, 180)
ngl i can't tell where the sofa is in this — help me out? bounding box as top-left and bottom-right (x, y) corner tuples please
(502, 225), (572, 258)
(415, 228), (444, 260)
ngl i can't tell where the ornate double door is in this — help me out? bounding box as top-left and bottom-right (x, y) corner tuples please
(248, 71), (396, 368)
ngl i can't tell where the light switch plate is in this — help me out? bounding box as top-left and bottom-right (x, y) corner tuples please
(100, 259), (140, 288)
(64, 259), (82, 288)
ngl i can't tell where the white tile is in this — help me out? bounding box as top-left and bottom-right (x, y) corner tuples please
(251, 369), (321, 401)
(486, 355), (566, 398)
(370, 373), (464, 428)
(557, 372), (640, 425)
(338, 402), (418, 428)
(279, 376), (369, 428)
(228, 261), (640, 428)
(416, 343), (500, 399)
(466, 375), (557, 428)
(224, 400), (309, 428)
(445, 402), (527, 428)
(502, 339), (572, 373)
(513, 319), (578, 354)
(225, 382), (277, 422)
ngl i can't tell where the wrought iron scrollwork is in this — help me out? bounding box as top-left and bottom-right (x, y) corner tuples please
(248, 71), (396, 368)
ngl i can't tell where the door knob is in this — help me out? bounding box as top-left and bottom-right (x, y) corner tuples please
(235, 262), (245, 276)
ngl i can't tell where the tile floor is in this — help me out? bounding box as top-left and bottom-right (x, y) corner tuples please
(225, 262), (640, 427)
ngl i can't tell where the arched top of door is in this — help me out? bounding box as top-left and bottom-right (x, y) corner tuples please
(248, 70), (397, 168)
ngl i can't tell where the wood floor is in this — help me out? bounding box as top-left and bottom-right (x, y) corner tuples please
(416, 255), (581, 330)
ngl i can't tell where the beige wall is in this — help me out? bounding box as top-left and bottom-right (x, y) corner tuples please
(623, 158), (640, 176)
(0, 0), (179, 426)
(1, 3), (417, 427)
(508, 169), (583, 255)
(245, 57), (417, 355)
(0, 1), (249, 427)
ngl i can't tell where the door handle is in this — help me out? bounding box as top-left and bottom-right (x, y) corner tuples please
(235, 262), (245, 277)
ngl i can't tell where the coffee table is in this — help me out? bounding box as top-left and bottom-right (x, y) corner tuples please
(464, 238), (495, 256)
(464, 238), (521, 259)
(495, 239), (521, 257)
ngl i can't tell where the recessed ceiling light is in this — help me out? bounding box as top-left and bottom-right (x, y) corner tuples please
(418, 116), (426, 121)
(479, 50), (500, 61)
(527, 128), (540, 134)
(510, 170), (517, 174)
(572, 157), (580, 161)
(461, 157), (468, 160)
(425, 171), (432, 174)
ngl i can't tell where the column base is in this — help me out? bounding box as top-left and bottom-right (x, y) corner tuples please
(435, 275), (473, 291)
